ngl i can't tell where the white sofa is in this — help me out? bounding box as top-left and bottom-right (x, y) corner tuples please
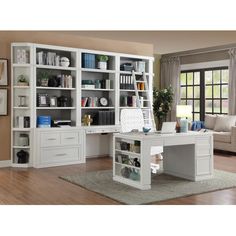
(204, 115), (236, 153)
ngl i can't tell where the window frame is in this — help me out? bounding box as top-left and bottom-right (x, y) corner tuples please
(180, 66), (228, 121)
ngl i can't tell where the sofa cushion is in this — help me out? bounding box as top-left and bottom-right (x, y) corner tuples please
(214, 115), (236, 132)
(204, 114), (217, 130)
(213, 132), (231, 143)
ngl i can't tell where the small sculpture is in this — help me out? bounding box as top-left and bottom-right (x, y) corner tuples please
(82, 114), (93, 126)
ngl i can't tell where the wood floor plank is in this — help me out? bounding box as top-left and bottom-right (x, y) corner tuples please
(0, 153), (236, 204)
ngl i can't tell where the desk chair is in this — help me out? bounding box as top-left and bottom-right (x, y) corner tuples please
(120, 109), (163, 172)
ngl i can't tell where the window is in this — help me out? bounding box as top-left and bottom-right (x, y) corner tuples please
(180, 67), (229, 121)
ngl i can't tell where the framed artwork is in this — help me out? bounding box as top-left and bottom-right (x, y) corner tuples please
(0, 59), (8, 86)
(0, 89), (7, 115)
(37, 93), (49, 107)
(50, 96), (57, 107)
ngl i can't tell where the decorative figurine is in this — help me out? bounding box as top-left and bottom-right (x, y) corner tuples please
(82, 114), (93, 126)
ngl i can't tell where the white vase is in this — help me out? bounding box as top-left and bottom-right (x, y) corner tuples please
(98, 61), (107, 70)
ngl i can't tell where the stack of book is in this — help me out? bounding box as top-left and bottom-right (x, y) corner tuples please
(82, 53), (96, 69)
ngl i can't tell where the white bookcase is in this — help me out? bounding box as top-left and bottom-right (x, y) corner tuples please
(11, 42), (154, 168)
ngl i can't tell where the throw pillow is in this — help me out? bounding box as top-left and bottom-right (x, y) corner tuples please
(204, 114), (217, 130)
(214, 115), (236, 132)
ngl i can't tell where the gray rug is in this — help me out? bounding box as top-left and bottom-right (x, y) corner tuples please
(60, 169), (236, 204)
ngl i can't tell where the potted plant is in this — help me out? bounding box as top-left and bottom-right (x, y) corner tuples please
(17, 74), (29, 86)
(97, 55), (109, 70)
(153, 86), (174, 130)
(37, 71), (49, 87)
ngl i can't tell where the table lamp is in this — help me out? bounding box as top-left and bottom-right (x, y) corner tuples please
(176, 105), (192, 132)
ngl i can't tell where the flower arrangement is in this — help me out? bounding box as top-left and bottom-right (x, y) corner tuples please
(153, 86), (174, 129)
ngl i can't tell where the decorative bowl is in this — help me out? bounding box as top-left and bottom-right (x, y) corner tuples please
(143, 127), (151, 135)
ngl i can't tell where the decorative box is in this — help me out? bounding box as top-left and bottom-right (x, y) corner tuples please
(37, 116), (51, 128)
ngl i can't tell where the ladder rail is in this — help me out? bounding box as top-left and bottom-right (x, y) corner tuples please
(131, 70), (156, 131)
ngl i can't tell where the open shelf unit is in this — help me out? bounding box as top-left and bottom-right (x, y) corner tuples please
(11, 43), (154, 168)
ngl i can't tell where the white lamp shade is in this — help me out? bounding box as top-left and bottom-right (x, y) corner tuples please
(176, 105), (192, 118)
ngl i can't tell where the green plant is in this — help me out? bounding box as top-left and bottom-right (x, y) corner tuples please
(17, 74), (28, 83)
(97, 55), (109, 62)
(153, 86), (174, 128)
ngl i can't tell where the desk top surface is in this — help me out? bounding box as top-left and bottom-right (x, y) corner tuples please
(114, 131), (212, 140)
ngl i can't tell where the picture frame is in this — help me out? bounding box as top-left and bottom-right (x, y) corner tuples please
(0, 89), (7, 115)
(37, 93), (49, 107)
(0, 59), (8, 86)
(50, 96), (57, 107)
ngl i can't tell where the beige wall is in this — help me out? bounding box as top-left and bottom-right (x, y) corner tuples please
(0, 31), (154, 161)
(180, 50), (229, 65)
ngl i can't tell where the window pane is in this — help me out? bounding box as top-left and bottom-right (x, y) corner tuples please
(205, 71), (212, 84)
(222, 100), (228, 113)
(205, 85), (212, 98)
(213, 85), (220, 98)
(194, 113), (200, 121)
(205, 100), (212, 113)
(194, 72), (200, 85)
(187, 73), (193, 85)
(194, 86), (200, 98)
(213, 70), (221, 84)
(213, 100), (221, 113)
(180, 73), (186, 85)
(222, 69), (229, 83)
(222, 85), (228, 98)
(187, 100), (193, 107)
(187, 87), (193, 98)
(181, 87), (186, 98)
(180, 100), (186, 105)
(194, 100), (200, 112)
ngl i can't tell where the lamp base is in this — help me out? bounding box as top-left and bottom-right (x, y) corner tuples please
(180, 119), (188, 133)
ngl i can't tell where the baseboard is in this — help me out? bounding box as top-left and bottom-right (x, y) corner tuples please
(0, 160), (11, 168)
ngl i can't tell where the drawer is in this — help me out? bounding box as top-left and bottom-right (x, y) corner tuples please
(196, 136), (211, 146)
(196, 156), (212, 176)
(164, 136), (195, 146)
(40, 147), (80, 164)
(40, 133), (60, 147)
(61, 132), (79, 145)
(196, 144), (211, 156)
(86, 127), (120, 134)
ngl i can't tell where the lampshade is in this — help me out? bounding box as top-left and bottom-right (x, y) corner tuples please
(176, 105), (192, 118)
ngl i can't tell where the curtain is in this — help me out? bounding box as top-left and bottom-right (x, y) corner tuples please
(228, 49), (236, 115)
(160, 56), (181, 121)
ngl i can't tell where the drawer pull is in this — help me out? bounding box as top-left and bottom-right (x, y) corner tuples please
(65, 137), (75, 140)
(56, 153), (66, 157)
(48, 138), (56, 141)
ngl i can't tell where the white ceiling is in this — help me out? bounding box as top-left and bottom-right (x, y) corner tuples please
(64, 31), (236, 54)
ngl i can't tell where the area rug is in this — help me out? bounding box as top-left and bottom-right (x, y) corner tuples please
(60, 170), (236, 204)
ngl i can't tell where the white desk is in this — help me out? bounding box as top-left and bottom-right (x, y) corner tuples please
(113, 131), (213, 190)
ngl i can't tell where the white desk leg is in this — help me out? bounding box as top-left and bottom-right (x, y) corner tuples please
(140, 141), (152, 190)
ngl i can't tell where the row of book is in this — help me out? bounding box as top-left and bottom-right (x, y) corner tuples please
(120, 75), (134, 90)
(120, 96), (144, 107)
(82, 53), (96, 69)
(98, 110), (115, 125)
(81, 97), (99, 107)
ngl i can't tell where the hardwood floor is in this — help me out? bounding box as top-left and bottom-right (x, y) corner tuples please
(0, 153), (236, 204)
